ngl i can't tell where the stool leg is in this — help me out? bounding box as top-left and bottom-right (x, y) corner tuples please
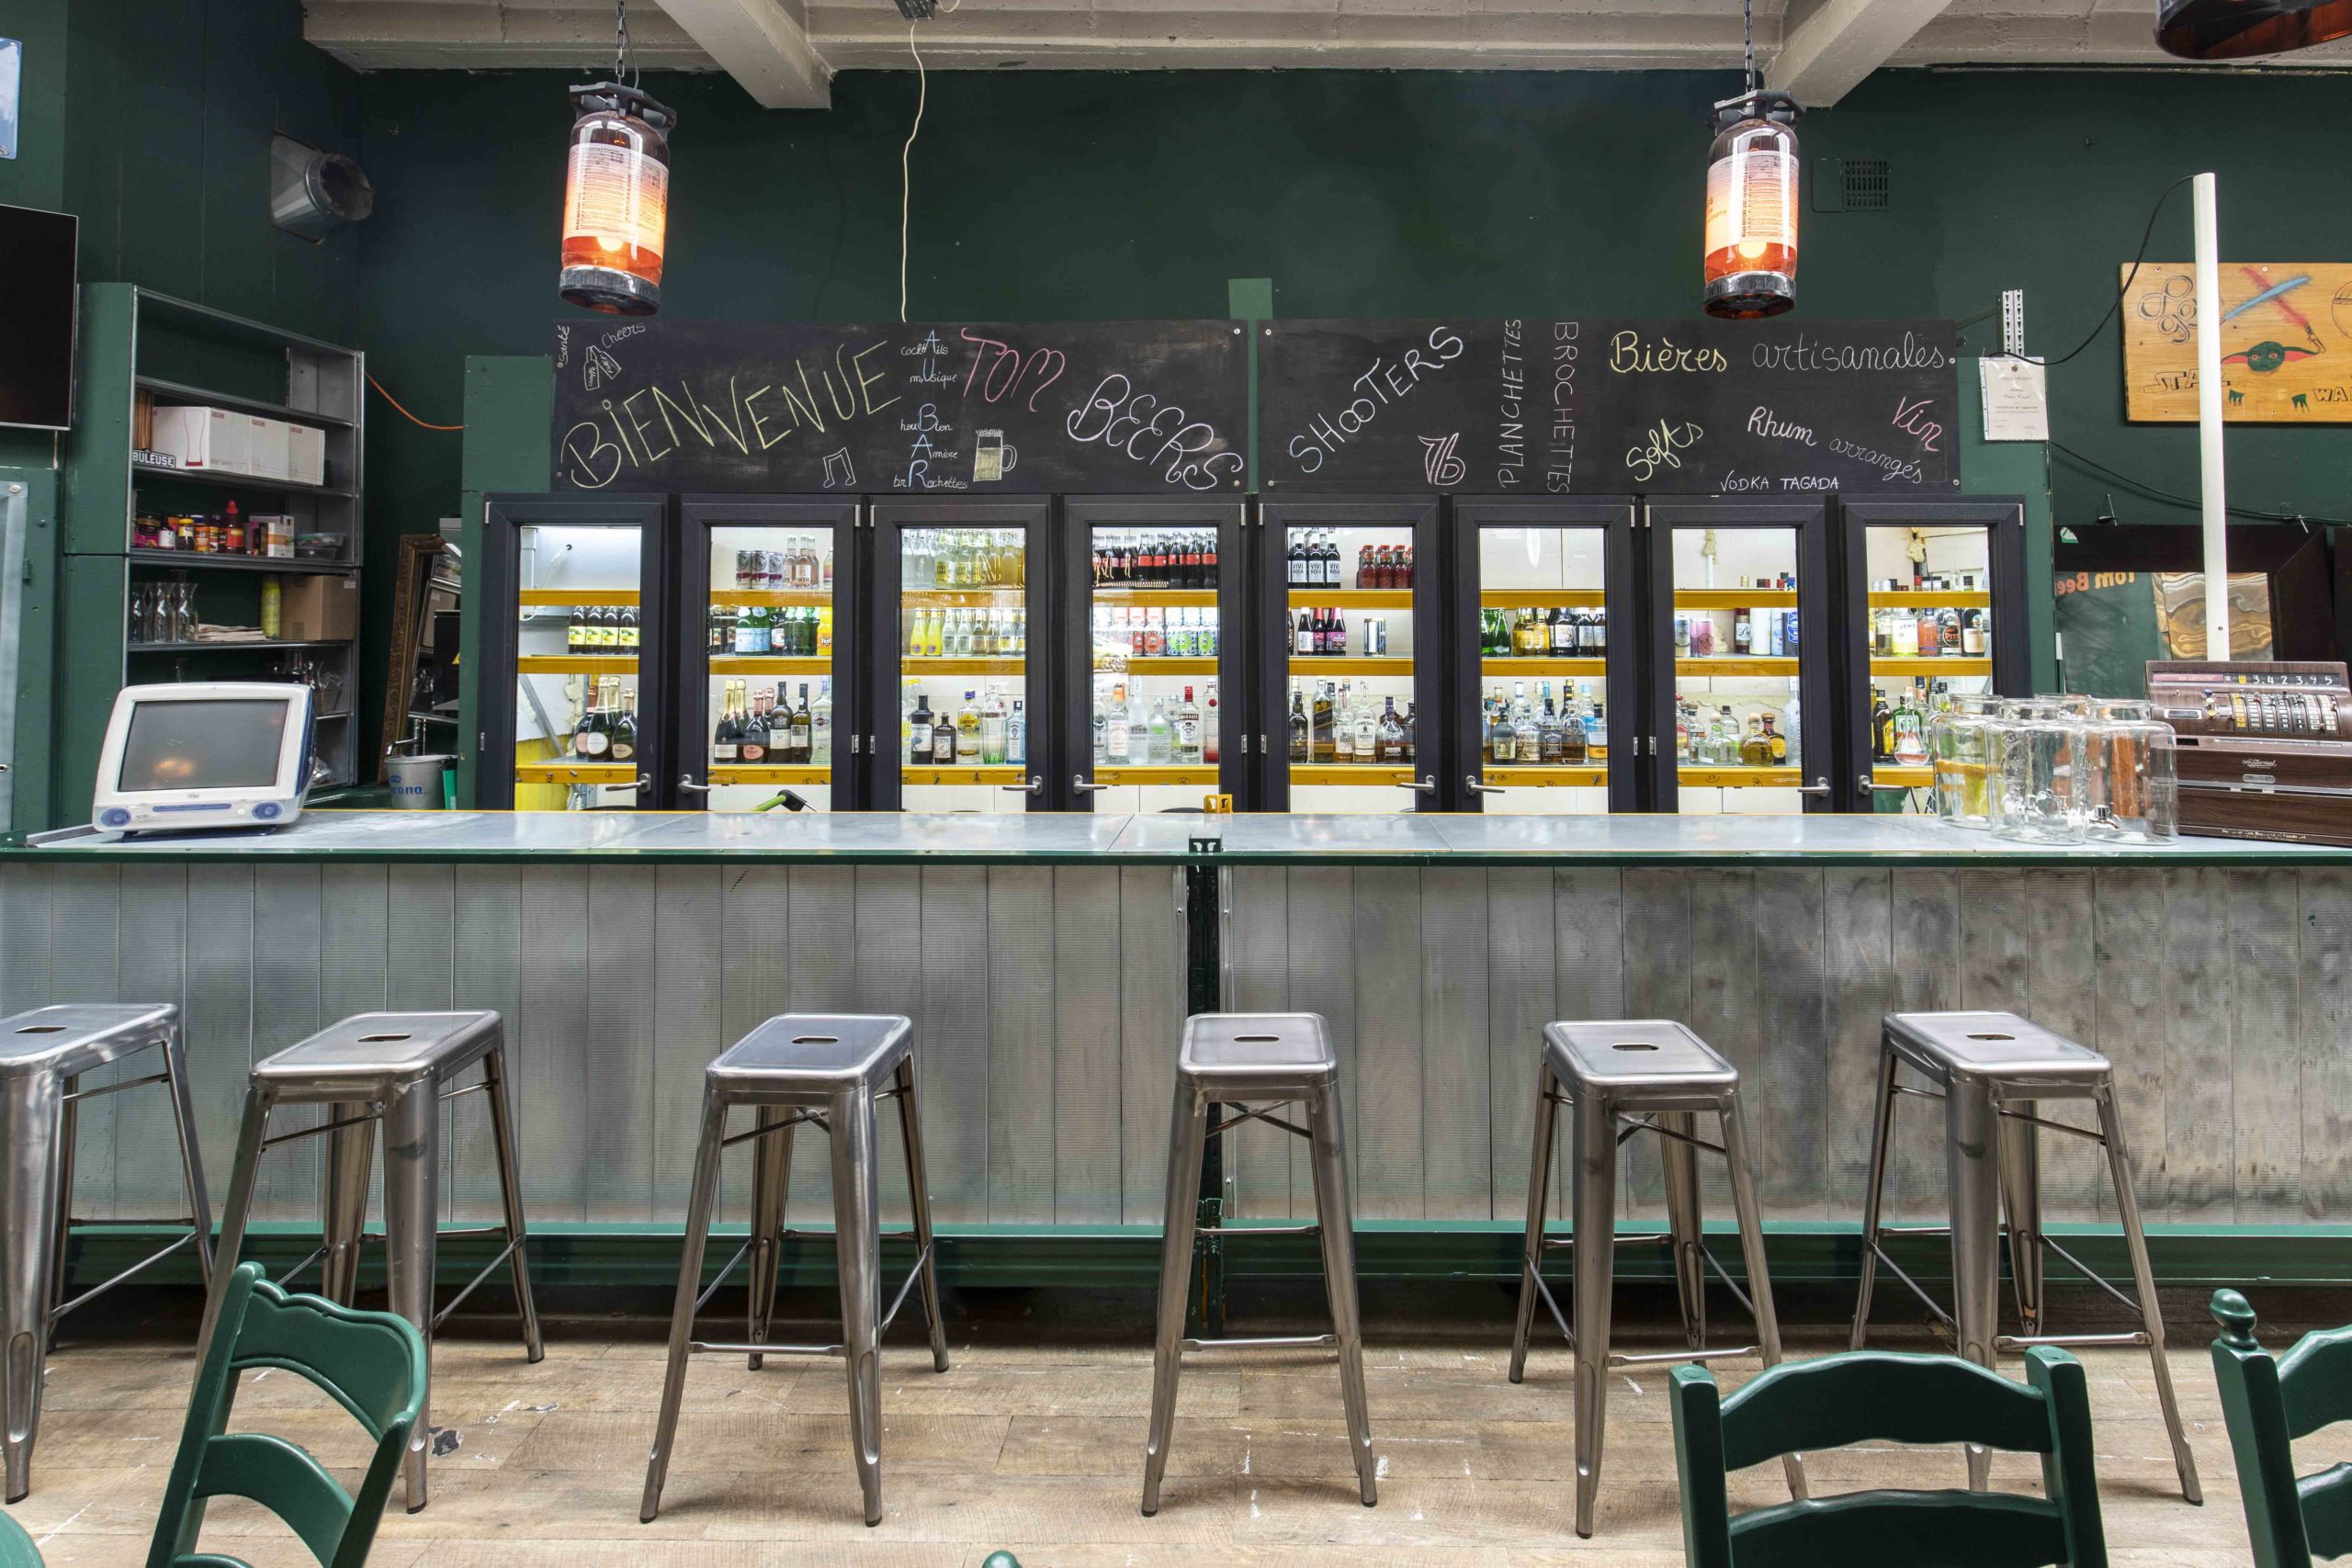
(892, 1055), (951, 1373)
(1946, 1078), (2003, 1493)
(642, 1088), (727, 1524)
(2094, 1082), (2202, 1506)
(1849, 1045), (1901, 1350)
(320, 1100), (377, 1308)
(381, 1081), (441, 1513)
(1998, 1100), (2043, 1338)
(198, 1086), (275, 1359)
(831, 1086), (886, 1527)
(161, 1028), (216, 1286)
(1570, 1092), (1619, 1540)
(0, 1071), (65, 1502)
(1721, 1089), (1807, 1505)
(46, 1075), (76, 1347)
(1141, 1080), (1206, 1517)
(745, 1107), (793, 1371)
(1307, 1079), (1375, 1508)
(1659, 1110), (1707, 1352)
(483, 1044), (543, 1364)
(1509, 1063), (1561, 1384)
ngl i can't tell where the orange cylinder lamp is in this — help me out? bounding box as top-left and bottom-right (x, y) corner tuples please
(560, 82), (675, 316)
(1702, 89), (1801, 321)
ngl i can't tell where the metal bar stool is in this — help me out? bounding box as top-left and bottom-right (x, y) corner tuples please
(1507, 1019), (1805, 1540)
(1143, 1012), (1374, 1517)
(1850, 1009), (2200, 1503)
(0, 1003), (214, 1502)
(199, 1010), (544, 1512)
(641, 1013), (949, 1529)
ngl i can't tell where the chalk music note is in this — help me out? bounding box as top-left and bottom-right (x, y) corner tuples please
(822, 448), (856, 490)
(1420, 432), (1465, 487)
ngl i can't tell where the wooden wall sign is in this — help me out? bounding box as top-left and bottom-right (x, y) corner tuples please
(2122, 262), (2352, 422)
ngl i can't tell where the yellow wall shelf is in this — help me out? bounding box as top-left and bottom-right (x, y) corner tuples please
(1677, 589), (1797, 608)
(1481, 766), (1607, 786)
(1481, 589), (1606, 608)
(904, 657), (1024, 676)
(1092, 765), (1218, 785)
(1094, 587), (1218, 606)
(1679, 765), (1803, 787)
(902, 765), (1027, 785)
(1870, 590), (1991, 608)
(1676, 657), (1799, 677)
(1872, 657), (1991, 676)
(1288, 589), (1414, 608)
(518, 589), (639, 607)
(1289, 657), (1413, 678)
(518, 655), (638, 675)
(514, 761), (635, 784)
(1290, 764), (1417, 785)
(708, 765), (831, 785)
(1481, 658), (1606, 677)
(712, 656), (830, 675)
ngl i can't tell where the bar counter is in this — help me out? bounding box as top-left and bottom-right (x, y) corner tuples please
(5, 813), (2348, 1284)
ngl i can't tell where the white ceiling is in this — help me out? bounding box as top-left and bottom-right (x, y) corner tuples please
(301, 0), (2352, 107)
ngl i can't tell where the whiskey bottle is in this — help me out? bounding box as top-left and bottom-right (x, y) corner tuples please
(1288, 690), (1309, 761)
(908, 692), (934, 764)
(1376, 697), (1408, 763)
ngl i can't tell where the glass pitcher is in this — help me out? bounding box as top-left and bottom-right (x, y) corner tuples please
(1990, 696), (2087, 844)
(2084, 697), (2177, 842)
(1928, 692), (1999, 829)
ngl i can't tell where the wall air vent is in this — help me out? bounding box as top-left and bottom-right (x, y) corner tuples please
(1812, 156), (1892, 214)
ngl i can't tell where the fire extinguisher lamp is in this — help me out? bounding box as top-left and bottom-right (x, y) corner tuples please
(560, 79), (675, 316)
(1702, 87), (1802, 321)
(2157, 0), (2352, 59)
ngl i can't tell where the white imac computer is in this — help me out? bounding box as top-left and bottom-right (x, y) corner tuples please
(90, 682), (317, 835)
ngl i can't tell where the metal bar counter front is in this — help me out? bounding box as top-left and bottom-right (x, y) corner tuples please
(5, 813), (2349, 1289)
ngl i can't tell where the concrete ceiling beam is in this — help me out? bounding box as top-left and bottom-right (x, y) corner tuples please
(1766, 0), (1958, 104)
(650, 0), (831, 108)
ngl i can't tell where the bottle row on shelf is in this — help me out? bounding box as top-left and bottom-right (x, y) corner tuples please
(712, 678), (830, 765)
(1484, 606), (1609, 658)
(1676, 703), (1793, 768)
(1287, 682), (1418, 764)
(1293, 608), (1399, 659)
(1091, 532), (1220, 590)
(569, 674), (640, 761)
(1484, 680), (1605, 766)
(1869, 681), (1953, 767)
(1094, 604), (1217, 661)
(1094, 681), (1213, 766)
(716, 604), (831, 657)
(1871, 604), (1989, 660)
(907, 687), (1029, 767)
(732, 538), (833, 591)
(905, 529), (1026, 590)
(1285, 529), (1416, 590)
(906, 606), (1027, 659)
(569, 604), (643, 655)
(1675, 606), (1796, 660)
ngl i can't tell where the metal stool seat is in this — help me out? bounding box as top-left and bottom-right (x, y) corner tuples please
(0, 1004), (214, 1501)
(642, 1014), (949, 1529)
(1143, 1012), (1375, 1516)
(1852, 1009), (2201, 1502)
(1509, 1019), (1805, 1539)
(201, 1010), (544, 1512)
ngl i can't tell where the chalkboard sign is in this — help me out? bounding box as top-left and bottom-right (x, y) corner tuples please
(551, 319), (1249, 494)
(1258, 319), (1961, 495)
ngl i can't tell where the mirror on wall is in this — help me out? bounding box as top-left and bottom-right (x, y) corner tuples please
(379, 533), (461, 779)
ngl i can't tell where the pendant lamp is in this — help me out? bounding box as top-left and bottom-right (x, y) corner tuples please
(2157, 0), (2352, 58)
(560, 1), (676, 316)
(1702, 0), (1802, 320)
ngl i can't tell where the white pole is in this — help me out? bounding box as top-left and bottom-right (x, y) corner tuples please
(2193, 171), (2229, 660)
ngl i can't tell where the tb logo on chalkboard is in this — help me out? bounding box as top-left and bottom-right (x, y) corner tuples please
(1419, 433), (1465, 487)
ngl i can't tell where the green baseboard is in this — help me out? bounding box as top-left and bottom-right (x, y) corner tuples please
(61, 1220), (2352, 1298)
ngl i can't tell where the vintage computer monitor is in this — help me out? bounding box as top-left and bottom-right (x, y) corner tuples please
(91, 682), (317, 834)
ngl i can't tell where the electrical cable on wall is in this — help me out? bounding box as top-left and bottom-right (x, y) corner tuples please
(2051, 438), (2345, 526)
(1969, 175), (2194, 368)
(368, 371), (464, 431)
(899, 0), (957, 322)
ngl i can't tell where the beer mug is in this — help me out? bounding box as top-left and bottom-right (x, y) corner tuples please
(973, 429), (1018, 482)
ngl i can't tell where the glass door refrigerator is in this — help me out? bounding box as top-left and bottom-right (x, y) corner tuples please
(1255, 499), (1443, 811)
(479, 494), (672, 810)
(1837, 498), (2029, 814)
(870, 499), (1052, 811)
(1060, 497), (1248, 813)
(1447, 498), (1639, 813)
(677, 498), (858, 812)
(1644, 498), (1833, 815)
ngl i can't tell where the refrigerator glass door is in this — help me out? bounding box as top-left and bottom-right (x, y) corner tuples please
(509, 521), (650, 810)
(694, 509), (848, 812)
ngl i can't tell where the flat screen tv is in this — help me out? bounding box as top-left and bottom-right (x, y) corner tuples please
(0, 202), (77, 431)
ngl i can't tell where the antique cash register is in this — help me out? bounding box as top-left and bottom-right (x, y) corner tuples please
(2147, 660), (2352, 847)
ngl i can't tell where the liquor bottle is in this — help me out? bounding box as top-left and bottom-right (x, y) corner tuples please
(1889, 608), (1918, 658)
(1007, 699), (1027, 766)
(1202, 530), (1218, 590)
(1295, 607), (1314, 656)
(571, 681), (608, 760)
(955, 692), (981, 762)
(621, 605), (640, 654)
(1288, 690), (1309, 761)
(1939, 605), (1962, 657)
(1401, 702), (1416, 764)
(1376, 697), (1408, 763)
(1332, 688), (1355, 766)
(1739, 713), (1772, 768)
(1147, 698), (1173, 763)
(1203, 682), (1219, 764)
(979, 689), (1007, 765)
(1175, 686), (1203, 762)
(1893, 691), (1928, 764)
(610, 686), (639, 763)
(1962, 606), (1988, 656)
(1287, 531), (1306, 587)
(713, 682), (742, 764)
(811, 681), (832, 765)
(1490, 694), (1518, 764)
(1764, 712), (1788, 763)
(1690, 614), (1715, 658)
(1713, 706), (1738, 761)
(1558, 694), (1588, 764)
(788, 684), (813, 764)
(1107, 683), (1133, 765)
(741, 694), (773, 764)
(567, 607), (585, 655)
(1915, 606), (1940, 659)
(908, 692), (933, 765)
(1537, 698), (1565, 764)
(1733, 606), (1753, 655)
(1312, 682), (1336, 763)
(1351, 688), (1377, 762)
(1591, 608), (1608, 657)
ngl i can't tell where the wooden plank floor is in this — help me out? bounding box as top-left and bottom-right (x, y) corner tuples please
(3, 1288), (2312, 1567)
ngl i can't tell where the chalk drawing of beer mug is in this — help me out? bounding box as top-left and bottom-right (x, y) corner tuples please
(974, 429), (1019, 482)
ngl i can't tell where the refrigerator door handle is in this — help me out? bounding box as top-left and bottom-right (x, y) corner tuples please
(678, 775), (712, 795)
(1072, 775), (1113, 794)
(1795, 777), (1833, 795)
(1396, 775), (1437, 795)
(1464, 774), (1507, 795)
(1004, 774), (1045, 795)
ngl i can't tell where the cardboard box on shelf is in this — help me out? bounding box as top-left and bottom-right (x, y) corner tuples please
(246, 417), (290, 481)
(253, 514), (296, 558)
(278, 574), (357, 641)
(288, 424), (327, 487)
(150, 406), (250, 475)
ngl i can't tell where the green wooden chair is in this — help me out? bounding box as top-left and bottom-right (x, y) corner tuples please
(0, 1514), (40, 1568)
(1669, 1347), (2107, 1568)
(146, 1261), (428, 1568)
(2210, 1287), (2352, 1568)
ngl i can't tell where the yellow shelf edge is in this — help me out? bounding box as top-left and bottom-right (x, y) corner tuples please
(1288, 658), (1414, 677)
(900, 765), (1027, 784)
(1678, 766), (1803, 787)
(1092, 766), (1218, 785)
(517, 656), (639, 674)
(518, 589), (639, 607)
(1869, 591), (1991, 608)
(1677, 589), (1797, 608)
(1480, 589), (1606, 608)
(1871, 657), (1992, 675)
(1481, 767), (1607, 785)
(707, 765), (831, 785)
(711, 657), (831, 674)
(1287, 589), (1414, 607)
(1481, 658), (1608, 676)
(514, 762), (636, 784)
(1675, 658), (1799, 677)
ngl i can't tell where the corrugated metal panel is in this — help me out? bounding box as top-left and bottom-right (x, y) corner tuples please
(49, 866), (120, 1220)
(652, 866), (724, 1223)
(1754, 870), (1826, 1219)
(2165, 867), (2235, 1224)
(1887, 869), (1961, 1220)
(914, 868), (989, 1223)
(1117, 865), (1183, 1225)
(2024, 871), (2103, 1224)
(1049, 866), (1121, 1224)
(788, 865), (861, 1224)
(987, 866), (1057, 1223)
(1224, 866), (1289, 1220)
(116, 864), (190, 1224)
(2300, 870), (2352, 1221)
(452, 865), (525, 1224)
(2231, 869), (2302, 1222)
(1419, 867), (1489, 1221)
(585, 865), (659, 1222)
(252, 865), (326, 1222)
(1822, 869), (1894, 1225)
(717, 864), (792, 1224)
(1284, 867), (1355, 1219)
(1351, 867), (1422, 1222)
(184, 867), (255, 1224)
(517, 864), (590, 1224)
(2095, 869), (2170, 1213)
(1483, 869), (1553, 1220)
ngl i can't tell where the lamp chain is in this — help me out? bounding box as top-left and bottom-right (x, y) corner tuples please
(615, 0), (638, 88)
(1743, 0), (1756, 96)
